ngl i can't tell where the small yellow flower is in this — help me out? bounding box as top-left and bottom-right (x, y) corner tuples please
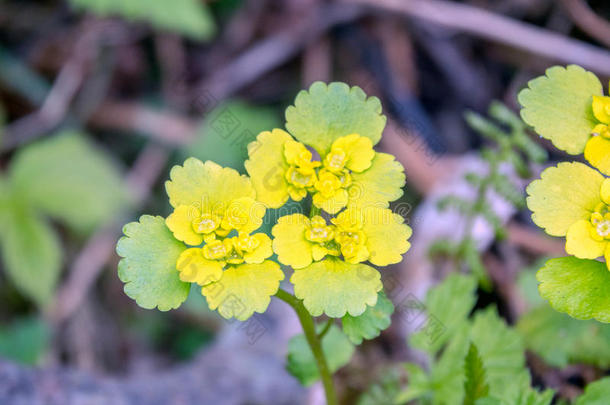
(527, 161), (610, 267)
(584, 95), (610, 175)
(246, 130), (404, 214)
(165, 158), (283, 321)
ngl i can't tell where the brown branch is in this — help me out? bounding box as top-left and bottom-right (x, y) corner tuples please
(345, 0), (610, 76)
(560, 0), (610, 49)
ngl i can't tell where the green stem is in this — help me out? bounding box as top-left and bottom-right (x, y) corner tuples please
(275, 289), (338, 405)
(318, 318), (333, 340)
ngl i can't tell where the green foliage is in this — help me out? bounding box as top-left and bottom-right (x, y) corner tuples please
(517, 305), (610, 368)
(285, 81), (386, 155)
(0, 317), (49, 365)
(574, 377), (610, 405)
(286, 324), (355, 386)
(9, 132), (129, 233)
(0, 200), (61, 307)
(69, 0), (215, 40)
(342, 292), (394, 344)
(410, 273), (477, 354)
(116, 215), (190, 311)
(537, 257), (610, 322)
(0, 132), (129, 306)
(396, 275), (552, 405)
(463, 343), (489, 405)
(433, 102), (546, 288)
(184, 101), (280, 173)
(357, 368), (404, 405)
(518, 65), (601, 154)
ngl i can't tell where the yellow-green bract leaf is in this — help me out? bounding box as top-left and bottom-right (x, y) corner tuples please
(537, 257), (610, 322)
(10, 132), (129, 234)
(117, 215), (190, 311)
(290, 258), (382, 318)
(342, 292), (394, 344)
(0, 201), (61, 307)
(518, 65), (602, 154)
(69, 0), (215, 40)
(526, 162), (603, 237)
(285, 82), (386, 155)
(286, 324), (354, 386)
(575, 377), (610, 405)
(517, 305), (610, 368)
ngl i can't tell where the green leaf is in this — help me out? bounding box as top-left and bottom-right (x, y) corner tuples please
(575, 377), (610, 405)
(0, 316), (49, 365)
(342, 292), (394, 344)
(517, 305), (610, 368)
(286, 324), (355, 386)
(518, 65), (602, 154)
(464, 343), (490, 405)
(184, 101), (280, 173)
(537, 257), (610, 322)
(10, 132), (129, 234)
(69, 0), (215, 40)
(285, 81), (386, 155)
(410, 273), (478, 354)
(291, 258), (382, 318)
(0, 200), (61, 307)
(116, 215), (190, 311)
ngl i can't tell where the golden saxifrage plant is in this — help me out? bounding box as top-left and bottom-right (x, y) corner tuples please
(521, 65), (610, 323)
(115, 82), (411, 403)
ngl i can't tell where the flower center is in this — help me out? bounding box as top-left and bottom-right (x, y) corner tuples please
(324, 148), (347, 172)
(192, 213), (220, 234)
(315, 170), (342, 198)
(286, 167), (317, 188)
(305, 216), (335, 243)
(203, 240), (228, 260)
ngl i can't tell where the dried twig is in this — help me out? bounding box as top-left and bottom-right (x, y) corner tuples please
(560, 0), (610, 49)
(346, 0), (610, 76)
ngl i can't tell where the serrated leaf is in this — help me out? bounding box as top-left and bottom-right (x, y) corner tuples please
(0, 200), (61, 307)
(0, 316), (49, 365)
(537, 257), (610, 322)
(286, 324), (355, 386)
(285, 81), (386, 155)
(184, 101), (280, 173)
(10, 132), (129, 234)
(69, 0), (215, 40)
(342, 292), (394, 344)
(410, 273), (477, 354)
(464, 343), (490, 405)
(575, 377), (610, 405)
(116, 215), (190, 311)
(517, 305), (610, 368)
(518, 65), (602, 154)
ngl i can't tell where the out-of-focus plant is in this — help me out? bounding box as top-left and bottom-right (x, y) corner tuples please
(522, 65), (610, 323)
(430, 102), (547, 288)
(387, 274), (554, 405)
(116, 82), (412, 404)
(0, 132), (129, 307)
(68, 0), (215, 40)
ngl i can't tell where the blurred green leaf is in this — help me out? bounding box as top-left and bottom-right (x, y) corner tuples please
(184, 101), (280, 173)
(0, 200), (61, 307)
(286, 324), (354, 386)
(10, 132), (129, 234)
(464, 343), (489, 405)
(410, 273), (477, 354)
(0, 316), (49, 365)
(517, 305), (610, 368)
(69, 0), (215, 40)
(342, 292), (394, 344)
(116, 215), (190, 311)
(575, 377), (610, 405)
(537, 257), (610, 322)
